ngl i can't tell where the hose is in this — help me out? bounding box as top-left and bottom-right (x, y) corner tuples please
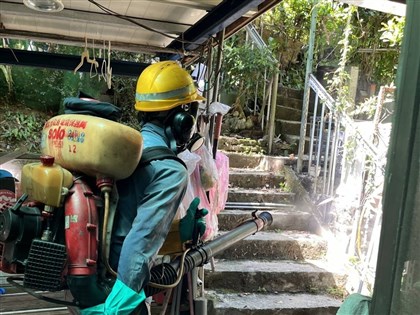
(101, 190), (117, 278)
(148, 249), (190, 290)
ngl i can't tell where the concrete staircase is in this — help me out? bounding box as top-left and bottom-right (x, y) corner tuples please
(205, 138), (344, 314)
(275, 87), (316, 154)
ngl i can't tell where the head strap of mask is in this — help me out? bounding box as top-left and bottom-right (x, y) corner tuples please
(164, 104), (204, 154)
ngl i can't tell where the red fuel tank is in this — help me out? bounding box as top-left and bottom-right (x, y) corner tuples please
(64, 178), (98, 276)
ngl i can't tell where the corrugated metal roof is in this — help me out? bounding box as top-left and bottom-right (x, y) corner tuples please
(0, 0), (281, 58)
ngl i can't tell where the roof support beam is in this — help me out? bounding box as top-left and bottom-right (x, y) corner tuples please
(0, 48), (148, 77)
(338, 0), (406, 16)
(167, 0), (266, 52)
(0, 30), (188, 55)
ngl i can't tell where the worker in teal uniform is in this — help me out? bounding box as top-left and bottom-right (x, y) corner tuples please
(80, 61), (207, 315)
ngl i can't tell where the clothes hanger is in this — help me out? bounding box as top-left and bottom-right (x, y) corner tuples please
(74, 37), (99, 74)
(106, 40), (112, 89)
(89, 39), (98, 78)
(100, 40), (113, 88)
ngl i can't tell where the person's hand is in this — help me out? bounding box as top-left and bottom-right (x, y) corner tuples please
(180, 197), (208, 244)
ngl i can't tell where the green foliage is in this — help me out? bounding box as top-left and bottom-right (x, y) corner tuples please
(113, 76), (139, 130)
(221, 34), (277, 104)
(279, 181), (291, 192)
(350, 11), (404, 86)
(326, 286), (347, 299)
(327, 5), (357, 113)
(0, 110), (46, 152)
(261, 0), (348, 88)
(352, 95), (377, 120)
(380, 16), (405, 47)
(0, 65), (14, 100)
(0, 39), (147, 116)
(261, 0), (313, 88)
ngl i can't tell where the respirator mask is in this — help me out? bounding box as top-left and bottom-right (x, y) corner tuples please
(165, 102), (204, 154)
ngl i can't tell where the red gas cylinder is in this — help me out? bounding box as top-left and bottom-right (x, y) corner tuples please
(64, 178), (98, 276)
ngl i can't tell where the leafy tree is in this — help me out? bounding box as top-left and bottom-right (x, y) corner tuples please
(221, 34), (277, 118)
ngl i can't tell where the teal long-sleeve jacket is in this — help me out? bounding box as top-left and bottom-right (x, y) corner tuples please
(110, 122), (188, 292)
(79, 122), (189, 314)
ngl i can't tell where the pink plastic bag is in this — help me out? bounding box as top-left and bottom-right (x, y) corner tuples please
(178, 150), (229, 242)
(209, 151), (229, 216)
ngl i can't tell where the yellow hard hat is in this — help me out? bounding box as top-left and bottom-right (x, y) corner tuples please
(135, 61), (205, 112)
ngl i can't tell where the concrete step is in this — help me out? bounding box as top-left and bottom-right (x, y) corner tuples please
(207, 291), (341, 315)
(218, 137), (266, 155)
(228, 188), (295, 204)
(229, 168), (286, 189)
(218, 209), (313, 232)
(276, 119), (310, 138)
(214, 231), (327, 260)
(275, 105), (302, 121)
(205, 259), (341, 294)
(277, 96), (303, 110)
(278, 86), (304, 100)
(218, 137), (295, 157)
(222, 151), (295, 170)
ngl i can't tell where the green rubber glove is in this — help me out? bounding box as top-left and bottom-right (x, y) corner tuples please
(180, 197), (208, 243)
(80, 279), (146, 315)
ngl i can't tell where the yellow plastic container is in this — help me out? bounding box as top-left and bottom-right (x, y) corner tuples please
(40, 114), (143, 180)
(21, 156), (73, 207)
(158, 219), (184, 256)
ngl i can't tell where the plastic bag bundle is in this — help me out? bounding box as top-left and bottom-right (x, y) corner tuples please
(209, 151), (229, 216)
(196, 145), (218, 191)
(177, 148), (229, 241)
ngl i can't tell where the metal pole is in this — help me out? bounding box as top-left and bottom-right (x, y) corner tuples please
(206, 45), (214, 149)
(297, 0), (318, 173)
(211, 29), (226, 159)
(268, 54), (280, 155)
(322, 111), (333, 195)
(308, 94), (319, 172)
(326, 117), (337, 195)
(212, 29), (225, 103)
(262, 69), (267, 131)
(329, 118), (341, 196)
(314, 102), (325, 195)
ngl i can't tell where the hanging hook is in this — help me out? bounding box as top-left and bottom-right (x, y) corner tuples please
(100, 40), (107, 82)
(106, 40), (112, 89)
(89, 39), (98, 78)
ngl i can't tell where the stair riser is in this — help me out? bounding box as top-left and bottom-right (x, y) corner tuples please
(220, 144), (265, 154)
(209, 306), (339, 315)
(276, 95), (317, 113)
(224, 152), (294, 170)
(228, 191), (295, 203)
(277, 96), (303, 110)
(229, 173), (286, 189)
(276, 120), (311, 138)
(214, 239), (327, 260)
(276, 106), (302, 121)
(278, 87), (304, 100)
(218, 212), (311, 232)
(205, 271), (337, 294)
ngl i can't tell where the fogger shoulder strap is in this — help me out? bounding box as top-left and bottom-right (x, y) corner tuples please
(139, 146), (187, 169)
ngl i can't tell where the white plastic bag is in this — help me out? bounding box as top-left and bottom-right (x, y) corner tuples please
(196, 145), (218, 191)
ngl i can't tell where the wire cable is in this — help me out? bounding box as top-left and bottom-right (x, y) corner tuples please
(87, 0), (196, 45)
